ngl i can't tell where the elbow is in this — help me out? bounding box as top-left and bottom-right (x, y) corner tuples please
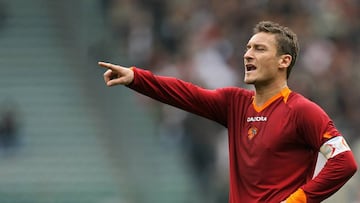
(331, 151), (358, 180)
(348, 157), (357, 176)
(343, 151), (358, 178)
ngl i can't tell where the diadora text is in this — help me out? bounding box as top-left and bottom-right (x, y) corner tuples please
(247, 116), (267, 122)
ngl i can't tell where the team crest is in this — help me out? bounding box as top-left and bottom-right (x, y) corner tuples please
(248, 126), (258, 140)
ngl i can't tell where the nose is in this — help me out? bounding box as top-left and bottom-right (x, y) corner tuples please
(243, 49), (253, 62)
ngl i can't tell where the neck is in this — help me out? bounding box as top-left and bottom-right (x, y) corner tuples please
(254, 81), (288, 107)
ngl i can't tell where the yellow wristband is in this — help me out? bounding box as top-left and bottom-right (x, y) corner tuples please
(286, 188), (307, 203)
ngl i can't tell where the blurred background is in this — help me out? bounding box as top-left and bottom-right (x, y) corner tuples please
(0, 0), (359, 202)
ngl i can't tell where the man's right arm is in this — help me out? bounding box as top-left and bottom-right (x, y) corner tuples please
(129, 67), (229, 125)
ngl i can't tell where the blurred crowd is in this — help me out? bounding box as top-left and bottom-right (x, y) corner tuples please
(94, 0), (360, 202)
(0, 0), (7, 31)
(0, 99), (22, 157)
(0, 1), (20, 158)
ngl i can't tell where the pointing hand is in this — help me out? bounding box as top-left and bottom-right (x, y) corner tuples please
(98, 62), (134, 86)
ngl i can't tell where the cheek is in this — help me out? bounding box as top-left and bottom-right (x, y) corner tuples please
(261, 57), (278, 70)
(258, 62), (278, 77)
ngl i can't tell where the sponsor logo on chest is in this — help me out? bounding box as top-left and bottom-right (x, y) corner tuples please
(247, 116), (267, 122)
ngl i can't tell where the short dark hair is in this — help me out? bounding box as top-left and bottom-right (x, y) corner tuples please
(253, 21), (299, 79)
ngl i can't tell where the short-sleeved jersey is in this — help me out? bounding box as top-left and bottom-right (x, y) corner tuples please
(128, 68), (354, 203)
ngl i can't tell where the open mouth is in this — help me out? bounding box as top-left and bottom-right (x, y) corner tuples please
(246, 64), (257, 72)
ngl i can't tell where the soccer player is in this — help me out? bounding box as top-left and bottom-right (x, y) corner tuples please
(98, 21), (357, 202)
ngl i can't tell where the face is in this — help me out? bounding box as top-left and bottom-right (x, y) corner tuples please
(243, 32), (286, 86)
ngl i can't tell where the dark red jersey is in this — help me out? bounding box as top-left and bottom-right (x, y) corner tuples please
(128, 68), (357, 203)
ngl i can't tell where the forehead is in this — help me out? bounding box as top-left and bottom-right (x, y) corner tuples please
(247, 32), (277, 48)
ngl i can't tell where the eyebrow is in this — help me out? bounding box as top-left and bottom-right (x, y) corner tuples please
(246, 43), (267, 49)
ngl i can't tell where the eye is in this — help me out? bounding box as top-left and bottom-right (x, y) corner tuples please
(244, 44), (266, 53)
(255, 45), (266, 51)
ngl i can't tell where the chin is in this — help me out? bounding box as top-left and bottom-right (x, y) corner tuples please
(244, 79), (255, 84)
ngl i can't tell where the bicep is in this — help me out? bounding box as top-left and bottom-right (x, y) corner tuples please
(178, 85), (230, 125)
(130, 68), (230, 124)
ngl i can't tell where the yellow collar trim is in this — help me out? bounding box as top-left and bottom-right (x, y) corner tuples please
(253, 87), (291, 112)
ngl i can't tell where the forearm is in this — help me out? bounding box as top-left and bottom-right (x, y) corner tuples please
(301, 151), (357, 202)
(286, 151), (357, 203)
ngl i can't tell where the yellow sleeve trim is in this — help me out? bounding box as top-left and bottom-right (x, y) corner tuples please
(286, 188), (307, 203)
(323, 131), (333, 139)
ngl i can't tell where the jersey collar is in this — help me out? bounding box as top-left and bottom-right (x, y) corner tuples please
(252, 87), (291, 112)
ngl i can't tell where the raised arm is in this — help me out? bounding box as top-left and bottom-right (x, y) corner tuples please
(98, 62), (231, 126)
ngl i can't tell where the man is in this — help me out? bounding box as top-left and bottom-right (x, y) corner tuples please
(98, 21), (357, 202)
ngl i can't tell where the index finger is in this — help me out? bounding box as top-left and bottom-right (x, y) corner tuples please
(98, 61), (117, 70)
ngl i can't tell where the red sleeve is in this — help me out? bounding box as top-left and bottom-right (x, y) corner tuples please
(302, 151), (357, 203)
(295, 98), (339, 149)
(127, 67), (230, 126)
(295, 98), (358, 202)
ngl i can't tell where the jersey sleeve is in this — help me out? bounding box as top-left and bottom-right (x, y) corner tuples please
(127, 67), (233, 126)
(295, 98), (340, 150)
(294, 98), (357, 202)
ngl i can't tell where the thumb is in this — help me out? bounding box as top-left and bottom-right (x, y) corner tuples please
(106, 77), (128, 86)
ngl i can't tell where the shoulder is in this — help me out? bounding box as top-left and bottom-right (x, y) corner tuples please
(287, 91), (329, 120)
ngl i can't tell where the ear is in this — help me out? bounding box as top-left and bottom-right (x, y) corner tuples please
(279, 54), (292, 70)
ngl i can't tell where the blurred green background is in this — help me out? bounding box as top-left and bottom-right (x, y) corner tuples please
(0, 0), (359, 203)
